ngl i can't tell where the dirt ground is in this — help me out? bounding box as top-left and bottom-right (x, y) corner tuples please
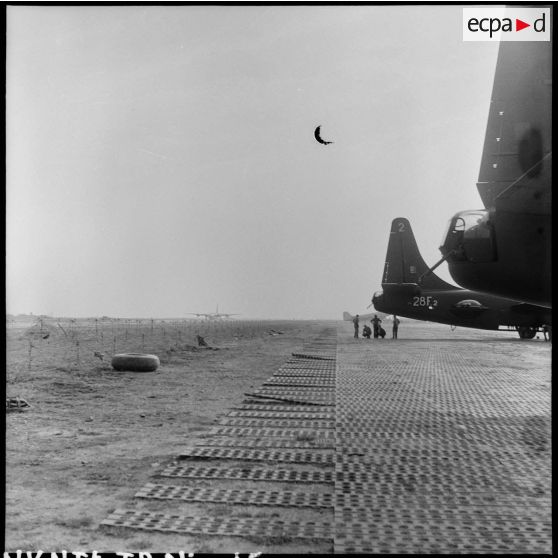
(6, 317), (550, 553)
(5, 318), (332, 553)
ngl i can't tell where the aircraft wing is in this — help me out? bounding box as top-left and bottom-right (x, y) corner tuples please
(477, 41), (551, 215)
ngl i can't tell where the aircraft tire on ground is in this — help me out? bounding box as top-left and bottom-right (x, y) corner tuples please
(111, 353), (160, 372)
(516, 327), (537, 339)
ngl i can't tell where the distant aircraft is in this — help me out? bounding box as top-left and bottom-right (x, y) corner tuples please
(314, 125), (333, 145)
(372, 218), (550, 339)
(188, 305), (239, 320)
(438, 40), (551, 308)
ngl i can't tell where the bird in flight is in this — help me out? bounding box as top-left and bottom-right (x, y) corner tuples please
(314, 125), (333, 145)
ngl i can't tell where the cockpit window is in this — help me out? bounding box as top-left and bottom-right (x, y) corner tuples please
(454, 217), (466, 232)
(445, 211), (490, 239)
(462, 210), (491, 240)
(441, 209), (495, 262)
(450, 211), (488, 231)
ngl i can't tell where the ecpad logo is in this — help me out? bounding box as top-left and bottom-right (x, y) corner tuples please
(463, 8), (550, 41)
(468, 13), (545, 37)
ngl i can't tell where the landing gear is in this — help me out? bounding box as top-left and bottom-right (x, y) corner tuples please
(516, 326), (537, 339)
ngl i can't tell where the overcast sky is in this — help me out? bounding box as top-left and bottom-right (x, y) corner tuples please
(6, 5), (500, 319)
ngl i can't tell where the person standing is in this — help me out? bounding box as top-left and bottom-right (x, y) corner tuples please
(371, 314), (382, 338)
(392, 315), (400, 339)
(353, 314), (360, 338)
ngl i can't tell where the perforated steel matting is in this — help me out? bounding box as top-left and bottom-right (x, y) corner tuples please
(99, 329), (338, 545)
(291, 353), (335, 360)
(179, 447), (335, 465)
(198, 436), (335, 449)
(279, 364), (336, 370)
(271, 373), (336, 380)
(251, 387), (334, 394)
(101, 509), (333, 540)
(234, 403), (334, 413)
(158, 464), (334, 483)
(217, 417), (335, 428)
(227, 410), (335, 420)
(136, 483), (333, 508)
(207, 426), (334, 438)
(334, 326), (551, 553)
(264, 379), (336, 387)
(101, 326), (549, 552)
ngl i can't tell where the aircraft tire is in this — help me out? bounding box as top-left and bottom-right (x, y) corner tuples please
(517, 327), (537, 339)
(111, 353), (160, 372)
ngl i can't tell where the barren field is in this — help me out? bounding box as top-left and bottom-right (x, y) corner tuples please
(6, 318), (332, 553)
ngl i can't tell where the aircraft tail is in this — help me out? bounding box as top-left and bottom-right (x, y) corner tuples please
(382, 218), (457, 291)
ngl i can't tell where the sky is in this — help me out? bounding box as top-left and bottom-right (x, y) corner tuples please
(6, 5), (500, 320)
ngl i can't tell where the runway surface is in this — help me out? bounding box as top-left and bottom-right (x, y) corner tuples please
(334, 322), (551, 553)
(102, 320), (551, 553)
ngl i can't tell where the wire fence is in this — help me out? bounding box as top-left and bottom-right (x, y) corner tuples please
(6, 317), (285, 381)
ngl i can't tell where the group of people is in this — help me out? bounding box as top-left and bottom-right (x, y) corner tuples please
(353, 314), (400, 339)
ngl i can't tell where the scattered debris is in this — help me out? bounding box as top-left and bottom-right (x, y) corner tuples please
(291, 352), (335, 361)
(244, 392), (330, 406)
(193, 335), (222, 350)
(94, 351), (105, 361)
(6, 397), (31, 412)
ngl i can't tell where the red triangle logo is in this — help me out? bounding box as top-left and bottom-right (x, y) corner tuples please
(516, 18), (530, 31)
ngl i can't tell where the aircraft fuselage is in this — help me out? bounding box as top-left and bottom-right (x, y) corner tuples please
(440, 40), (552, 309)
(440, 209), (551, 308)
(373, 287), (550, 333)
